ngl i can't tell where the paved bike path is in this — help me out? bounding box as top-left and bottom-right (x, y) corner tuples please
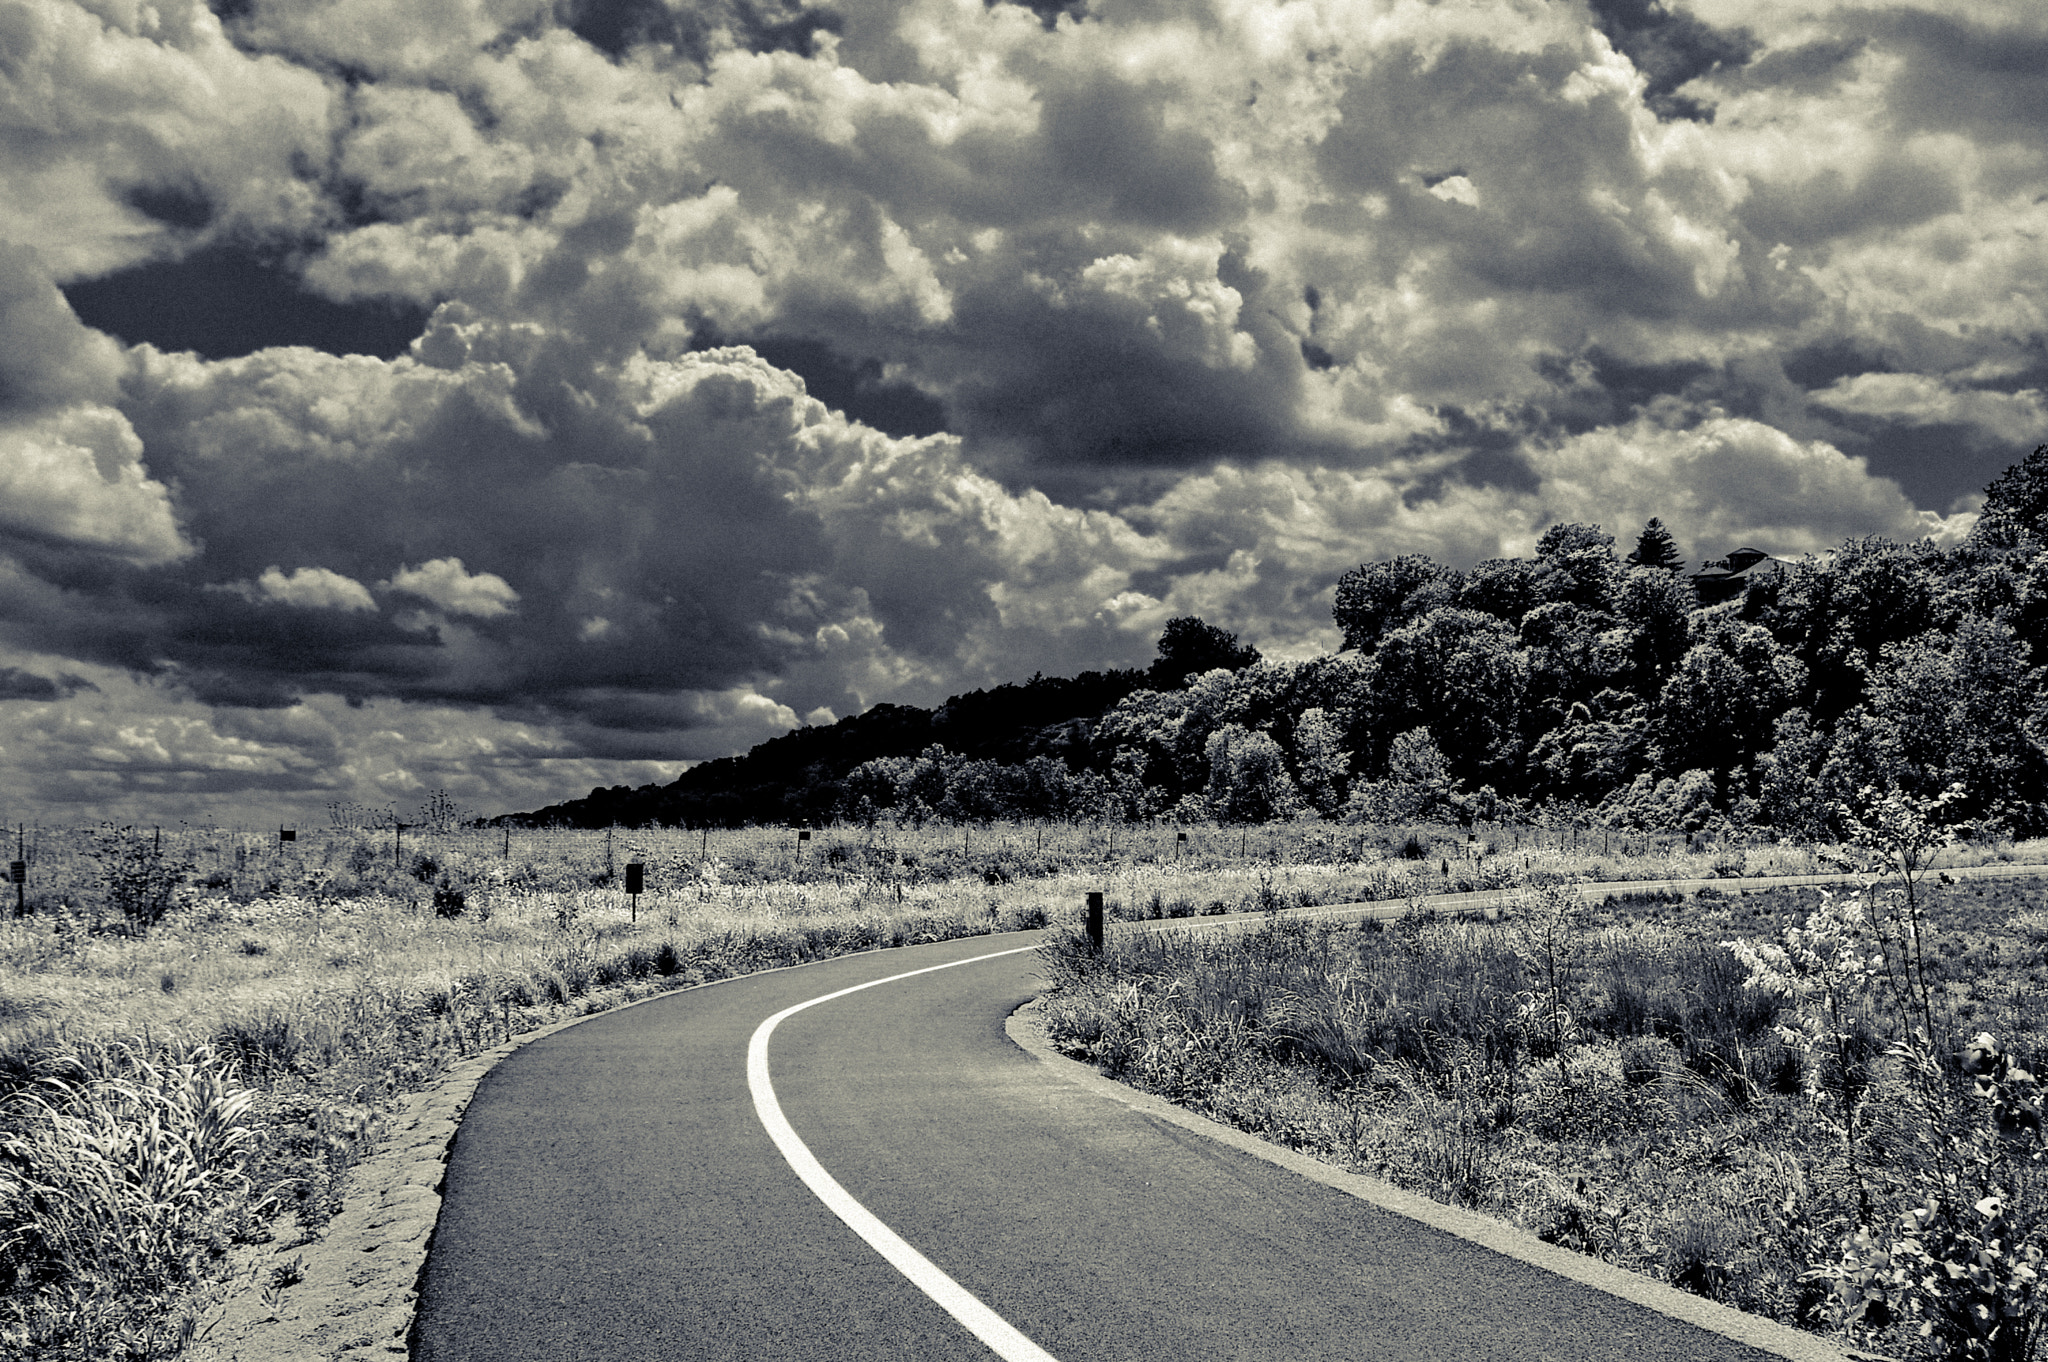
(413, 930), (1846, 1361)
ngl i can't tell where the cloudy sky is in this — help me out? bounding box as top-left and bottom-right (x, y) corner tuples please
(0, 0), (2042, 828)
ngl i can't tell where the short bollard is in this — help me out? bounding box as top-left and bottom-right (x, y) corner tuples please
(1086, 891), (1104, 955)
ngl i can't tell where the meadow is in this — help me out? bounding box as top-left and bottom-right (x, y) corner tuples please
(1038, 864), (2048, 1362)
(0, 815), (2036, 1359)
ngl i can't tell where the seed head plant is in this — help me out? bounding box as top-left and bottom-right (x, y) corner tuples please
(1813, 1032), (2048, 1362)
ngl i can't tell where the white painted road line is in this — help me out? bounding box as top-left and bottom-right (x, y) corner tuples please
(746, 945), (1061, 1362)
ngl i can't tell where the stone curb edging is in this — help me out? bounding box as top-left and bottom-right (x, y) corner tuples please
(1003, 999), (1884, 1362)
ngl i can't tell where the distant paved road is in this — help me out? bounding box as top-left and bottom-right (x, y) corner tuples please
(412, 920), (1873, 1361)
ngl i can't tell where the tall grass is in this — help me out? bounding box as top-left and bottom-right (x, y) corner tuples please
(1036, 876), (2048, 1356)
(0, 816), (2039, 1360)
(0, 1040), (258, 1359)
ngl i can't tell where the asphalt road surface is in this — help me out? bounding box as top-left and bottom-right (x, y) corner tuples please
(412, 929), (1839, 1362)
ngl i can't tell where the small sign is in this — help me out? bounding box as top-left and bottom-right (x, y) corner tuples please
(797, 830), (811, 842)
(624, 862), (644, 895)
(7, 862), (22, 885)
(1177, 832), (1188, 842)
(279, 828), (296, 842)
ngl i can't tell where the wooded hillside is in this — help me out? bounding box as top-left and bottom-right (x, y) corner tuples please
(512, 446), (2048, 838)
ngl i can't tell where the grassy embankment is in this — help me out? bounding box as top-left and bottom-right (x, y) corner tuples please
(0, 817), (2018, 1359)
(1038, 854), (2048, 1361)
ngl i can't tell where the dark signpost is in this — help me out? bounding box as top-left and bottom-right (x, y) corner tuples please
(625, 862), (645, 922)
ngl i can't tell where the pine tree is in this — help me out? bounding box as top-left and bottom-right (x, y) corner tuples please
(1626, 517), (1683, 572)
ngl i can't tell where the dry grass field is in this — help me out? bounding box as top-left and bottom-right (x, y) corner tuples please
(0, 815), (2036, 1359)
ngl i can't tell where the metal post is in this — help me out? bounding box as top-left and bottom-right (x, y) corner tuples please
(1086, 891), (1104, 956)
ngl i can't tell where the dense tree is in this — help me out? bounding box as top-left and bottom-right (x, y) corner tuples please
(511, 449), (2048, 835)
(1970, 443), (2048, 550)
(1458, 557), (1541, 626)
(1528, 690), (1653, 803)
(1290, 708), (1351, 816)
(1600, 769), (1719, 833)
(1532, 522), (1621, 612)
(1366, 608), (1527, 786)
(1831, 618), (2048, 830)
(1149, 616), (1261, 690)
(1746, 709), (1831, 838)
(1204, 725), (1303, 823)
(1333, 554), (1462, 652)
(1612, 565), (1694, 695)
(1625, 517), (1684, 571)
(1654, 620), (1806, 777)
(1283, 653), (1371, 751)
(1519, 601), (1627, 737)
(1093, 687), (1194, 805)
(1346, 726), (1467, 824)
(1218, 659), (1302, 746)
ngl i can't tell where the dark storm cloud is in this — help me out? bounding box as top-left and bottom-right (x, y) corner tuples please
(1871, 8), (2048, 142)
(710, 333), (948, 438)
(1038, 70), (1243, 234)
(103, 331), (831, 714)
(1736, 152), (1961, 247)
(556, 0), (841, 62)
(1719, 35), (1865, 96)
(1586, 0), (1757, 122)
(62, 245), (430, 361)
(0, 667), (90, 701)
(1534, 349), (1725, 434)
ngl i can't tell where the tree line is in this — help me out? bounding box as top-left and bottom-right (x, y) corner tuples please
(514, 446), (2048, 839)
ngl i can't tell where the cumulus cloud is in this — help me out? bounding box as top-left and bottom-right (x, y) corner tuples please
(0, 405), (191, 564)
(1810, 373), (2048, 446)
(236, 566), (379, 612)
(385, 558), (520, 618)
(1, 0), (2043, 823)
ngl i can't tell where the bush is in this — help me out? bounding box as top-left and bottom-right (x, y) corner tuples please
(431, 876), (468, 918)
(85, 826), (193, 933)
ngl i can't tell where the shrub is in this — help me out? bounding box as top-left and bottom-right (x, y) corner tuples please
(85, 826), (193, 933)
(1815, 1033), (2048, 1362)
(431, 878), (467, 917)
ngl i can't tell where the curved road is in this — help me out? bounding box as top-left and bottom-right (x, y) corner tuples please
(413, 927), (1850, 1361)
